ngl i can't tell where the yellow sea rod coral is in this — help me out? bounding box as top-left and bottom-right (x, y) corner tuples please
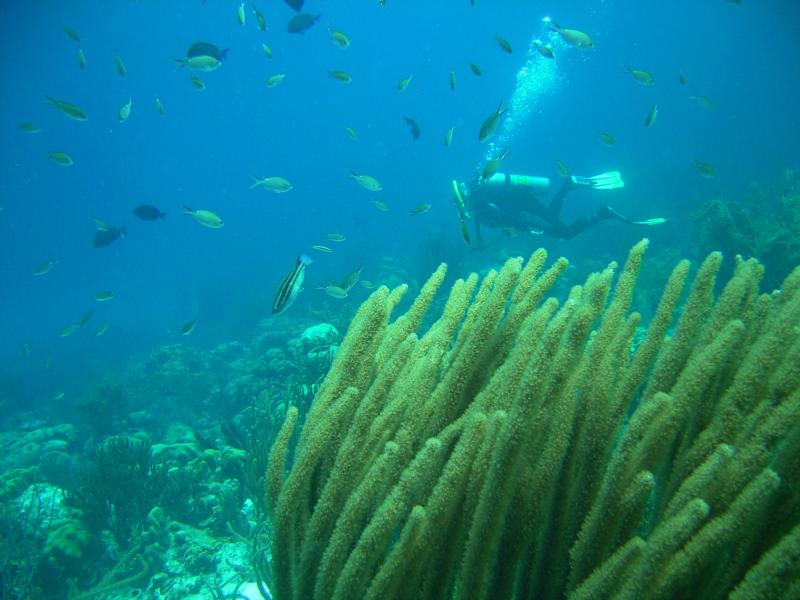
(265, 242), (800, 600)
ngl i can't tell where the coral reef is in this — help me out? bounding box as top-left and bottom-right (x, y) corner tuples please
(266, 241), (800, 599)
(690, 168), (800, 291)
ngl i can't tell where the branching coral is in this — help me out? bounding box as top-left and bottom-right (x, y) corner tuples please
(265, 240), (800, 599)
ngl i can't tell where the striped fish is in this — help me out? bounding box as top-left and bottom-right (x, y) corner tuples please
(272, 254), (312, 315)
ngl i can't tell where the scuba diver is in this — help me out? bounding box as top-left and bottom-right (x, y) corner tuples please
(451, 170), (666, 244)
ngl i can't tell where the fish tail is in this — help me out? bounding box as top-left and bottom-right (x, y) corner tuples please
(299, 253), (313, 266)
(171, 58), (186, 68)
(44, 96), (56, 106)
(249, 174), (263, 189)
(347, 170), (358, 179)
(182, 204), (194, 214)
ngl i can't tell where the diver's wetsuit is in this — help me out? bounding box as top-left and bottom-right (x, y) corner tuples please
(466, 175), (626, 242)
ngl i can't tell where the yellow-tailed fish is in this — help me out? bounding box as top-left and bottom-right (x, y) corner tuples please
(61, 24), (80, 42)
(496, 36), (512, 53)
(190, 74), (206, 90)
(645, 104), (658, 128)
(77, 48), (86, 70)
(478, 102), (506, 143)
(689, 95), (714, 110)
(262, 43), (273, 59)
(78, 310), (93, 327)
(34, 260), (58, 276)
(115, 54), (127, 76)
(47, 151), (74, 166)
(44, 96), (88, 121)
(597, 131), (616, 145)
(250, 175), (292, 192)
(348, 170), (382, 191)
(445, 126), (454, 147)
(19, 122), (42, 133)
(329, 27), (350, 48)
(328, 70), (352, 83)
(95, 290), (115, 302)
(94, 321), (111, 336)
(410, 203), (431, 215)
(556, 159), (570, 178)
(323, 232), (346, 242)
(118, 98), (132, 123)
(532, 39), (554, 59)
(360, 279), (376, 289)
(237, 2), (246, 26)
(183, 204), (224, 228)
(265, 73), (286, 87)
(693, 159), (717, 178)
(482, 148), (510, 181)
(180, 317), (198, 336)
(173, 55), (221, 71)
(623, 66), (656, 85)
(345, 126), (358, 140)
(371, 200), (389, 211)
(21, 339), (32, 355)
(546, 19), (594, 49)
(50, 392), (66, 401)
(60, 324), (79, 337)
(469, 62), (482, 76)
(449, 70), (457, 90)
(340, 265), (364, 292)
(155, 97), (165, 115)
(311, 245), (333, 253)
(679, 70), (687, 85)
(318, 284), (348, 299)
(252, 3), (266, 31)
(397, 74), (413, 91)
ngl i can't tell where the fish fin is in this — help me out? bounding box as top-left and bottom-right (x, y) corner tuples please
(249, 174), (263, 189)
(171, 58), (186, 68)
(182, 204), (194, 214)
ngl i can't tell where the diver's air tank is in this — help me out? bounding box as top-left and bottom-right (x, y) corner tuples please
(482, 173), (551, 192)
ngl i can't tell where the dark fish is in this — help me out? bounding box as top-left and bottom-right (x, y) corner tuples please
(187, 41), (229, 62)
(92, 226), (126, 248)
(284, 0), (304, 11)
(273, 254), (312, 315)
(180, 317), (198, 336)
(78, 310), (93, 328)
(287, 13), (320, 34)
(133, 204), (167, 221)
(403, 116), (421, 140)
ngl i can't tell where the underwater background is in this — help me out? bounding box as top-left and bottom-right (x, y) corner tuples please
(1, 0), (799, 598)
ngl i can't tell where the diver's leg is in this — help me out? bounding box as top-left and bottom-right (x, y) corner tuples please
(544, 179), (573, 220)
(553, 207), (625, 240)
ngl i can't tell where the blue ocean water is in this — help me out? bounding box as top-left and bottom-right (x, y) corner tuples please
(1, 0), (799, 405)
(0, 1), (799, 597)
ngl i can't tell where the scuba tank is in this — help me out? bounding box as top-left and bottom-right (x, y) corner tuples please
(482, 172), (551, 191)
